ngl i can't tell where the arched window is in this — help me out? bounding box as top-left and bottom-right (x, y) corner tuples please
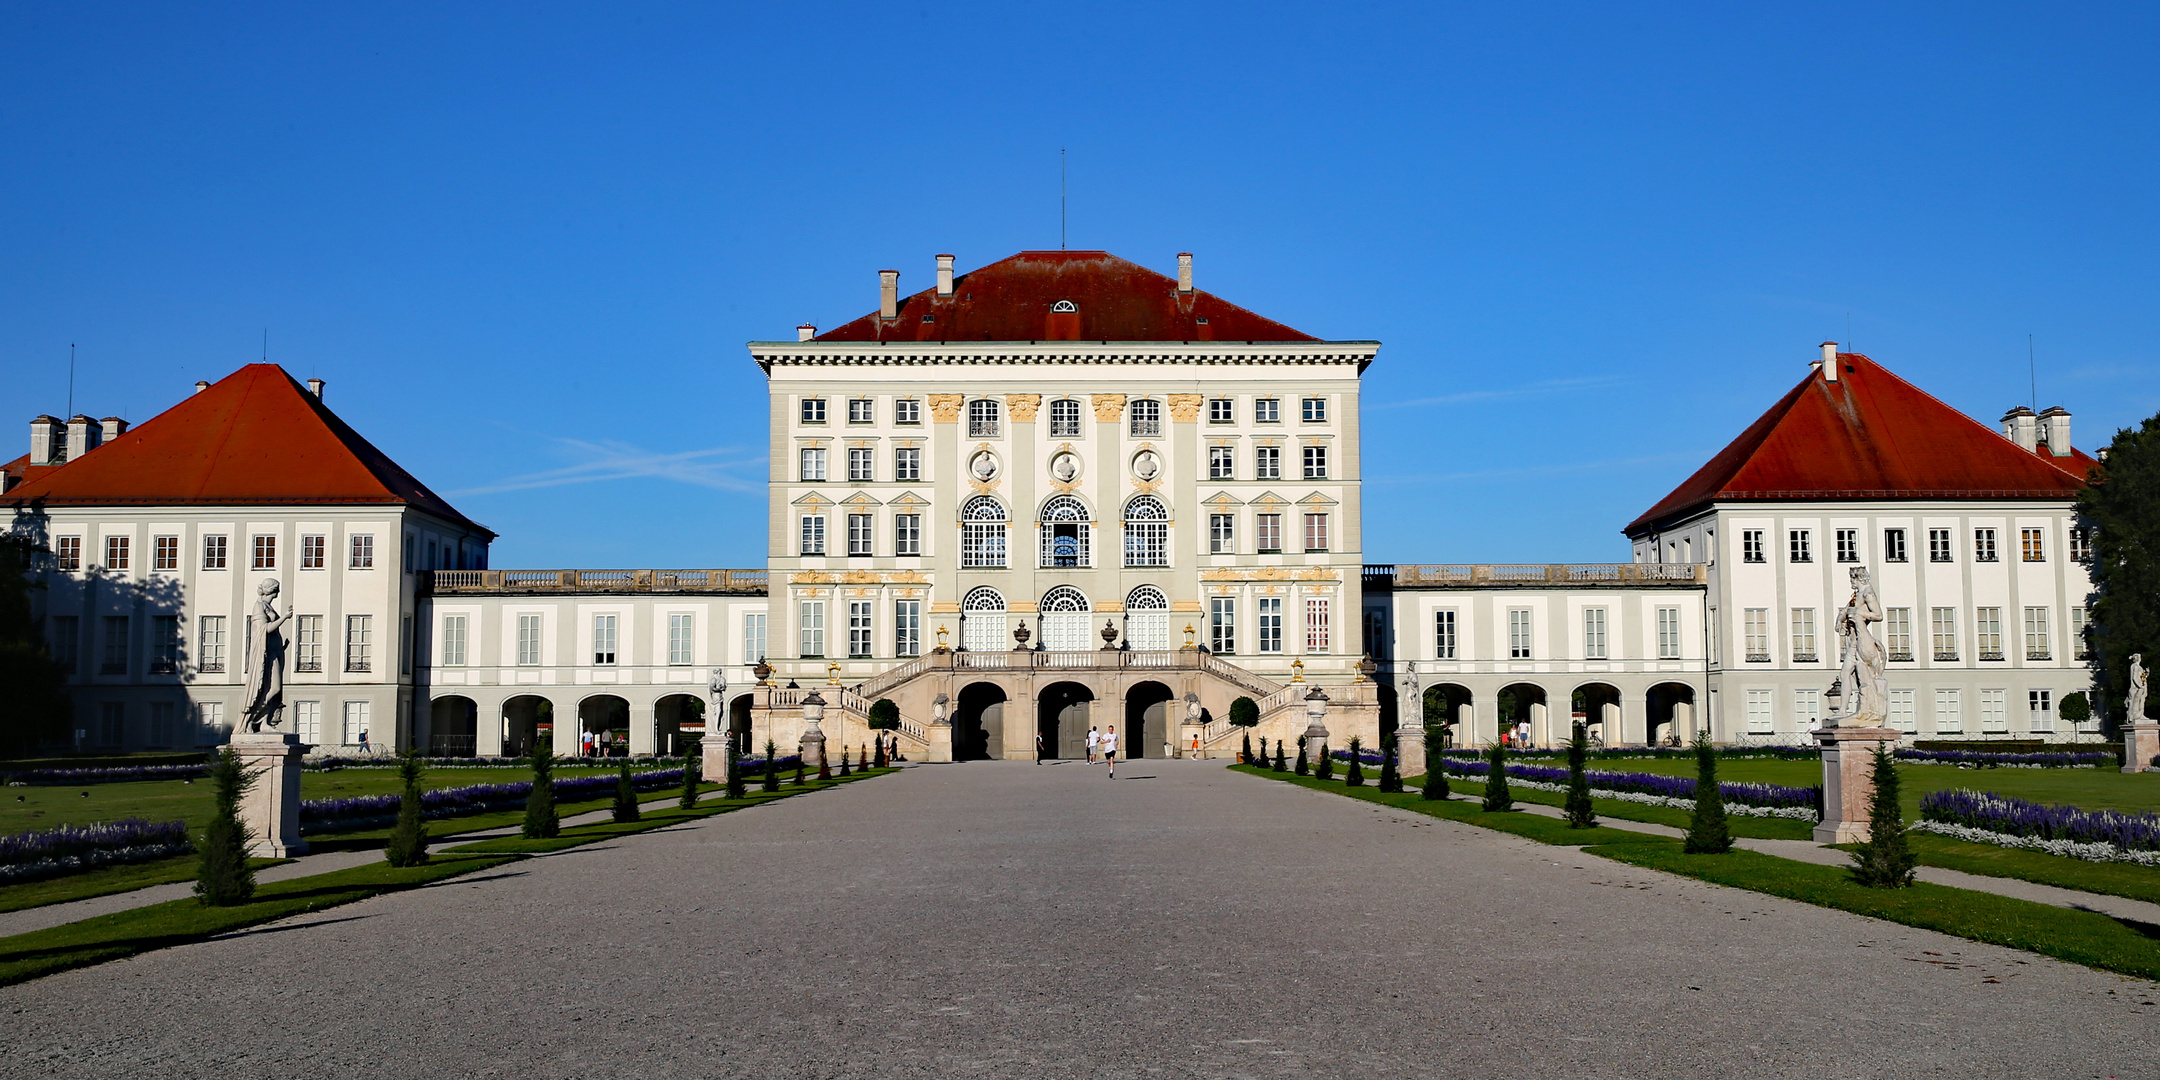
(961, 586), (1007, 653)
(1048, 397), (1083, 437)
(1039, 494), (1091, 568)
(1039, 585), (1092, 651)
(968, 398), (1001, 438)
(1125, 584), (1170, 650)
(961, 496), (1007, 568)
(1124, 495), (1169, 568)
(1129, 398), (1162, 437)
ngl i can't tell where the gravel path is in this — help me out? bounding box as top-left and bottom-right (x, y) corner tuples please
(0, 760), (2153, 1079)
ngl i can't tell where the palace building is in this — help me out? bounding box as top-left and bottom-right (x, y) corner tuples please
(5, 252), (2106, 761)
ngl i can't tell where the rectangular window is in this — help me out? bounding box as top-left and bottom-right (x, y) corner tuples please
(54, 536), (82, 571)
(1209, 597), (1236, 654)
(2021, 527), (2046, 562)
(1301, 396), (1327, 422)
(1128, 398), (1161, 437)
(1741, 530), (1764, 563)
(848, 513), (873, 557)
(294, 700), (321, 745)
(151, 615), (179, 674)
(301, 534), (325, 570)
(1507, 609), (1533, 660)
(1306, 598), (1330, 651)
(2022, 606), (2050, 660)
(511, 614), (540, 666)
(1744, 608), (1769, 662)
(1794, 688), (1821, 731)
(101, 616), (129, 674)
(253, 534), (277, 570)
(1835, 529), (1859, 563)
(48, 615), (76, 674)
(152, 535), (178, 571)
(441, 615), (467, 667)
(895, 514), (922, 556)
(1302, 445), (1328, 479)
(1889, 688), (1917, 732)
(1303, 513), (1329, 552)
(2070, 606), (2088, 660)
(799, 601), (826, 658)
(801, 515), (826, 556)
(1930, 607), (1959, 661)
(103, 535), (130, 572)
(349, 534), (373, 569)
(847, 447), (873, 482)
(800, 397), (826, 423)
(1207, 398), (1233, 423)
(1788, 529), (1811, 563)
(593, 614), (618, 665)
(295, 615), (324, 672)
(1125, 518), (1167, 567)
(197, 615), (225, 672)
(346, 614), (374, 672)
(894, 398), (921, 425)
(1047, 398), (1081, 436)
(969, 398), (1001, 437)
(1975, 607), (2004, 661)
(1257, 597), (1283, 654)
(1934, 688), (1963, 733)
(1790, 608), (1817, 663)
(1255, 445), (1282, 480)
(894, 446), (921, 481)
(1254, 398), (1280, 423)
(1929, 528), (1953, 563)
(1885, 608), (1913, 661)
(149, 700), (176, 746)
(799, 447), (826, 481)
(1974, 528), (1998, 562)
(342, 701), (371, 745)
(1256, 514), (1283, 553)
(2070, 527), (2092, 563)
(2028, 689), (2054, 733)
(1209, 445), (1234, 479)
(1883, 528), (1908, 563)
(894, 601), (920, 658)
(97, 702), (124, 747)
(1434, 610), (1458, 660)
(847, 397), (874, 423)
(848, 601), (872, 658)
(1657, 607), (1682, 660)
(1583, 608), (1608, 660)
(1746, 689), (1774, 734)
(963, 518), (1006, 568)
(743, 612), (768, 664)
(1210, 513), (1236, 554)
(667, 613), (694, 666)
(1979, 688), (2008, 733)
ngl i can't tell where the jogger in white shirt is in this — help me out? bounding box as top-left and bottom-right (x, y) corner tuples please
(1101, 725), (1118, 778)
(1085, 727), (1100, 764)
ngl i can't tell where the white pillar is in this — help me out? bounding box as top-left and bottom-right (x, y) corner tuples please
(631, 701), (658, 756)
(479, 699), (505, 756)
(1529, 701), (1550, 748)
(1601, 701), (1622, 746)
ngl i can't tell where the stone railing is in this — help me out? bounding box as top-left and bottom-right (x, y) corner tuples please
(427, 569), (768, 594)
(1368, 563), (1706, 588)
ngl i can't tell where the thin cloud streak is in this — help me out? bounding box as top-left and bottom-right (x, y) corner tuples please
(453, 440), (764, 496)
(1372, 375), (1624, 410)
(1367, 452), (1701, 486)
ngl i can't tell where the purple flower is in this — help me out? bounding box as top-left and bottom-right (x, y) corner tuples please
(1896, 748), (2112, 769)
(1920, 789), (2160, 853)
(1436, 758), (1819, 810)
(0, 818), (193, 872)
(300, 767), (693, 831)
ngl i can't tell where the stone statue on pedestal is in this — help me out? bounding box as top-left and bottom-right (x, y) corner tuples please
(1829, 567), (1887, 725)
(240, 579), (292, 733)
(2130, 654), (2149, 724)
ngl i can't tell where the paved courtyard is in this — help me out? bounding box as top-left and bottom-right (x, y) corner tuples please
(2, 761), (2154, 1078)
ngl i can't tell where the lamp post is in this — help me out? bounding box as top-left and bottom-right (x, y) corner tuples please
(799, 689), (828, 773)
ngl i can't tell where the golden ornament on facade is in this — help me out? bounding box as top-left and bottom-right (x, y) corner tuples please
(1005, 394), (1042, 422)
(1166, 394), (1204, 422)
(1090, 393), (1128, 422)
(927, 394), (964, 423)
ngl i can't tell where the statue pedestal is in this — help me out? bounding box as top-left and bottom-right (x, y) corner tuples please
(1177, 722), (1204, 759)
(1396, 727), (1427, 782)
(699, 734), (732, 788)
(1813, 725), (1902, 844)
(927, 722), (953, 764)
(231, 732), (310, 858)
(2124, 723), (2159, 774)
(800, 726), (827, 772)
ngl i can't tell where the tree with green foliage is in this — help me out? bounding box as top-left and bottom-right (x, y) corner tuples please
(1421, 725), (1449, 800)
(873, 735), (888, 769)
(523, 743), (560, 839)
(1564, 721), (1597, 828)
(1240, 730), (1255, 765)
(725, 734), (746, 799)
(762, 739), (781, 793)
(2059, 691), (2092, 733)
(1229, 696), (1259, 729)
(1682, 732), (1731, 853)
(195, 747), (257, 905)
(1481, 741), (1514, 811)
(1378, 732), (1402, 793)
(612, 759), (641, 823)
(2079, 412), (2160, 736)
(1344, 736), (1366, 786)
(1294, 735), (1309, 775)
(384, 753), (431, 866)
(1314, 742), (1334, 781)
(868, 698), (901, 731)
(1850, 746), (1918, 887)
(0, 536), (68, 759)
(817, 744), (832, 781)
(837, 746), (852, 777)
(679, 750), (702, 809)
(1273, 738), (1287, 772)
(793, 754), (807, 786)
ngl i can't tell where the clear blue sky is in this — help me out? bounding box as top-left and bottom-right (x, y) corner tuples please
(5, 4), (2156, 567)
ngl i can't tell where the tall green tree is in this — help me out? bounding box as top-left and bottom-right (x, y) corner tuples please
(2079, 412), (2160, 734)
(523, 744), (560, 839)
(1378, 731), (1402, 793)
(725, 734), (746, 799)
(1682, 732), (1731, 854)
(1850, 746), (1918, 888)
(1563, 721), (1597, 828)
(679, 750), (702, 809)
(1481, 740), (1514, 811)
(612, 759), (641, 823)
(762, 738), (781, 793)
(0, 536), (67, 758)
(384, 753), (431, 866)
(1344, 736), (1366, 786)
(1420, 725), (1450, 801)
(868, 699), (901, 732)
(1228, 697), (1259, 729)
(195, 747), (257, 905)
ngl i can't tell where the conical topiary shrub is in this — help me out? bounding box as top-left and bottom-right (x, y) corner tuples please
(1564, 721), (1597, 829)
(837, 747), (852, 777)
(384, 752), (432, 866)
(195, 746), (257, 906)
(523, 743), (560, 839)
(1294, 736), (1309, 776)
(1421, 726), (1450, 801)
(1481, 740), (1514, 812)
(1273, 739), (1287, 772)
(679, 750), (702, 810)
(1345, 736), (1366, 786)
(793, 754), (807, 786)
(612, 759), (641, 823)
(1241, 730), (1256, 766)
(1850, 745), (1917, 887)
(817, 745), (832, 782)
(1682, 732), (1731, 854)
(873, 736), (888, 769)
(762, 739), (781, 793)
(1379, 732), (1402, 793)
(725, 735), (745, 800)
(1315, 743), (1334, 782)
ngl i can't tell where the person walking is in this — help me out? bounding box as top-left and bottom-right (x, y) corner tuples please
(1101, 725), (1118, 779)
(1035, 728), (1045, 764)
(1085, 726), (1100, 764)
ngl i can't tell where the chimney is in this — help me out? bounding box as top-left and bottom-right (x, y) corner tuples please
(2038, 406), (2072, 457)
(2001, 406), (2039, 452)
(797, 324), (817, 342)
(878, 270), (900, 320)
(193, 380), (210, 394)
(935, 254), (955, 297)
(29, 416), (62, 466)
(65, 415), (101, 461)
(100, 417), (127, 443)
(306, 377), (325, 399)
(1177, 252), (1194, 294)
(1819, 341), (1839, 382)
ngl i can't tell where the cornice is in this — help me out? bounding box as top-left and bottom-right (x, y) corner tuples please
(749, 339), (1381, 374)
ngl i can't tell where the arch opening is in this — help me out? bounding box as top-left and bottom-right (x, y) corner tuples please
(654, 693), (705, 757)
(1647, 682), (1698, 747)
(1571, 683), (1623, 748)
(1498, 683), (1550, 748)
(1423, 684), (1473, 749)
(1125, 680), (1176, 759)
(429, 696), (478, 757)
(501, 694), (553, 758)
(1037, 681), (1094, 760)
(955, 682), (1007, 761)
(578, 694), (631, 757)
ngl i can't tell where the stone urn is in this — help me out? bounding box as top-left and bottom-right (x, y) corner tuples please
(752, 658), (773, 686)
(1013, 623), (1033, 650)
(1101, 620), (1121, 650)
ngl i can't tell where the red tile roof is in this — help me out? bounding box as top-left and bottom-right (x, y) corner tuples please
(810, 251), (1319, 343)
(1626, 352), (2095, 535)
(6, 364), (491, 535)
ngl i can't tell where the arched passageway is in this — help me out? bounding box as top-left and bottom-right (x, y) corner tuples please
(430, 696), (477, 757)
(655, 694), (703, 756)
(955, 682), (1006, 761)
(1647, 683), (1697, 746)
(727, 694), (754, 753)
(1424, 684), (1473, 749)
(1124, 680), (1176, 759)
(1572, 683), (1623, 747)
(1037, 681), (1093, 759)
(1497, 683), (1548, 747)
(580, 694), (630, 757)
(502, 695), (552, 757)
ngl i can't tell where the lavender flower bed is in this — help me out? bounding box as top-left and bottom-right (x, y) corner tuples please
(1437, 757), (1820, 812)
(1447, 745), (1819, 762)
(1896, 748), (2111, 769)
(300, 767), (692, 831)
(0, 764), (209, 786)
(0, 818), (195, 883)
(1328, 749), (1386, 766)
(1919, 789), (2160, 857)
